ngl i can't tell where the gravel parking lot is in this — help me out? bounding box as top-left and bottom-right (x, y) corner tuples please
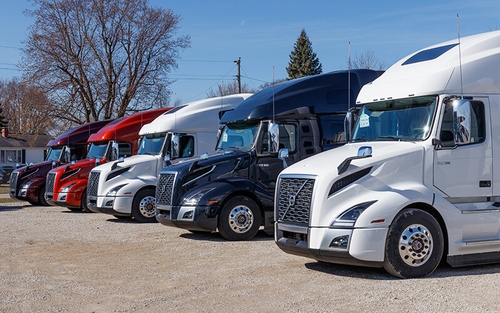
(1, 201), (500, 312)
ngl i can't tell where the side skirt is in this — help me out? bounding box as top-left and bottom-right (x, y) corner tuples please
(447, 251), (500, 267)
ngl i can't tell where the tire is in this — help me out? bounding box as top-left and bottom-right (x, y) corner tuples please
(218, 196), (261, 241)
(383, 208), (444, 278)
(39, 185), (49, 206)
(81, 189), (92, 213)
(131, 189), (157, 223)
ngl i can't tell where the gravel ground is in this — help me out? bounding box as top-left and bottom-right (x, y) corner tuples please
(1, 201), (500, 313)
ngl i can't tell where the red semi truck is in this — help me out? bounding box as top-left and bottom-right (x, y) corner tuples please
(45, 108), (170, 212)
(10, 120), (114, 205)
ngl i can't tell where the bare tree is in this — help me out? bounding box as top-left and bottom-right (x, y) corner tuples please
(0, 78), (57, 137)
(349, 50), (387, 70)
(21, 0), (190, 124)
(206, 80), (256, 98)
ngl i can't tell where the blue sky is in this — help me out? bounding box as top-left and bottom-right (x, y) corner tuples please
(1, 0), (500, 104)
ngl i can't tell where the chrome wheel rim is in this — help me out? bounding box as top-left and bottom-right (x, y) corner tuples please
(139, 196), (156, 218)
(398, 224), (433, 267)
(228, 205), (253, 233)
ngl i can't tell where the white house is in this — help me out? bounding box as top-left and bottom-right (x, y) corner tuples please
(0, 128), (52, 165)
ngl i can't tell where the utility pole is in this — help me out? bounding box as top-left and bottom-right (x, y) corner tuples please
(234, 57), (241, 93)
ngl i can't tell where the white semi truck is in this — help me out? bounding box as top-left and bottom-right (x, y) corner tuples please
(87, 94), (251, 222)
(274, 30), (500, 278)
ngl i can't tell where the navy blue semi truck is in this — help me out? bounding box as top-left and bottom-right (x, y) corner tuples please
(155, 69), (382, 240)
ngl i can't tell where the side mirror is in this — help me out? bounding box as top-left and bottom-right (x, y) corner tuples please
(110, 157), (124, 170)
(171, 134), (180, 159)
(278, 148), (291, 168)
(345, 107), (360, 143)
(110, 141), (119, 161)
(268, 123), (279, 153)
(452, 99), (473, 145)
(64, 147), (71, 164)
(357, 146), (372, 157)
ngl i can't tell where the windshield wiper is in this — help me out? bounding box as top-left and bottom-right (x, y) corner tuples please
(377, 136), (401, 141)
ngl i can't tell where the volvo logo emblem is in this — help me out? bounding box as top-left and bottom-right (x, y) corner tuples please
(288, 195), (296, 207)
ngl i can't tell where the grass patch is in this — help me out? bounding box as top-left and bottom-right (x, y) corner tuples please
(0, 185), (9, 194)
(0, 197), (20, 204)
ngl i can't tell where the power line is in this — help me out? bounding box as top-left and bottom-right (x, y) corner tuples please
(0, 67), (21, 71)
(177, 59), (233, 63)
(0, 45), (21, 50)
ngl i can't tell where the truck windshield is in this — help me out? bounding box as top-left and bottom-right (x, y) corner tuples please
(87, 142), (109, 159)
(216, 121), (259, 151)
(45, 146), (64, 161)
(138, 132), (166, 155)
(352, 96), (437, 142)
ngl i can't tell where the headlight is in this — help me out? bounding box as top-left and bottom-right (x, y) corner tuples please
(61, 183), (76, 193)
(182, 188), (214, 206)
(106, 184), (127, 197)
(330, 201), (377, 228)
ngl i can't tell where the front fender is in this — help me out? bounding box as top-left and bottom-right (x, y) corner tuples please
(355, 185), (434, 228)
(106, 176), (157, 198)
(192, 180), (256, 218)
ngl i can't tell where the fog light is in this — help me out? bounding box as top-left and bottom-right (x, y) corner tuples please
(105, 200), (114, 207)
(182, 210), (193, 219)
(330, 235), (349, 249)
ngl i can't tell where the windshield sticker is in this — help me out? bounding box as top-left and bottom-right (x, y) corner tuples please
(359, 114), (370, 128)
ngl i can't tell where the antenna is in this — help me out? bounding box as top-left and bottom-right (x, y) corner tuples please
(272, 66), (275, 123)
(457, 14), (464, 98)
(348, 41), (351, 111)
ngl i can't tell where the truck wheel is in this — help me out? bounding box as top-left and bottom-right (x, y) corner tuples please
(383, 208), (444, 278)
(131, 189), (157, 223)
(81, 189), (92, 213)
(39, 185), (49, 206)
(218, 196), (261, 241)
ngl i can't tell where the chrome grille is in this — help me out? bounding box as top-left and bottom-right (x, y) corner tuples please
(88, 172), (100, 197)
(9, 172), (18, 191)
(277, 177), (315, 225)
(46, 172), (56, 193)
(156, 173), (176, 205)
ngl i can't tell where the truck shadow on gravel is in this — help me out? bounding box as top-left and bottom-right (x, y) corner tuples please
(304, 261), (500, 279)
(0, 203), (36, 212)
(179, 229), (273, 242)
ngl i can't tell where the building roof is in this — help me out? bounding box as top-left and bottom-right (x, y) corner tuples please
(0, 133), (52, 149)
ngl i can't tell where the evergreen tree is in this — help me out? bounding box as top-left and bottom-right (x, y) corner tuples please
(0, 103), (8, 129)
(286, 29), (322, 79)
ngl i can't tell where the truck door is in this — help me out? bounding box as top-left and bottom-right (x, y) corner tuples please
(433, 98), (492, 197)
(255, 123), (297, 193)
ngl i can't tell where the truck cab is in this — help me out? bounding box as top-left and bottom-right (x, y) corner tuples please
(274, 30), (500, 278)
(86, 94), (252, 222)
(44, 108), (170, 211)
(155, 70), (382, 240)
(9, 120), (113, 205)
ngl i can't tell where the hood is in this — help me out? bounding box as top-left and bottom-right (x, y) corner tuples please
(50, 158), (97, 176)
(92, 154), (158, 173)
(164, 149), (249, 174)
(14, 160), (53, 174)
(12, 160), (55, 181)
(280, 141), (425, 188)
